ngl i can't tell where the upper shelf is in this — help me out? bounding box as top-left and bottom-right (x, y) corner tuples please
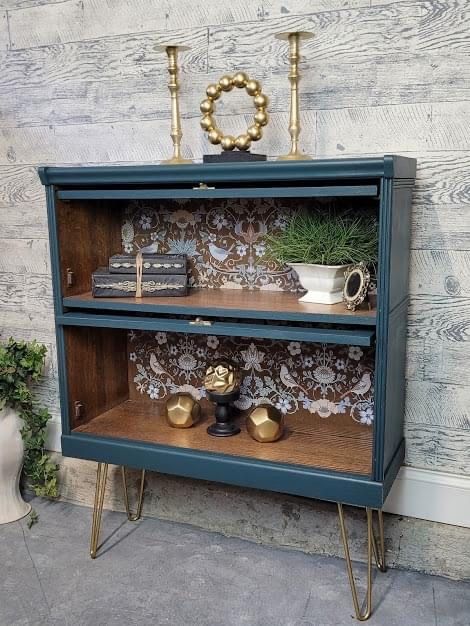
(38, 156), (417, 188)
(63, 289), (377, 325)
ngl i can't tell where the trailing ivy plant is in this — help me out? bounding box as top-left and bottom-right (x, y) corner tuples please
(0, 338), (58, 500)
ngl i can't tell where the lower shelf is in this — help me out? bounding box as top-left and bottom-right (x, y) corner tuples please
(73, 400), (373, 476)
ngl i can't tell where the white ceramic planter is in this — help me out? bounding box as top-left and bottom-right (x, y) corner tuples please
(0, 407), (31, 524)
(289, 263), (352, 305)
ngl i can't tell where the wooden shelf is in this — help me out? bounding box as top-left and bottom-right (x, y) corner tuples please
(74, 400), (373, 476)
(63, 289), (376, 325)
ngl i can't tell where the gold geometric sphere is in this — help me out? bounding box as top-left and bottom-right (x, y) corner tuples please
(165, 393), (201, 428)
(246, 404), (284, 443)
(200, 73), (269, 151)
(204, 361), (240, 394)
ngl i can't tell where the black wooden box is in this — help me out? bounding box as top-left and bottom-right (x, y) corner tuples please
(92, 268), (188, 297)
(109, 254), (187, 275)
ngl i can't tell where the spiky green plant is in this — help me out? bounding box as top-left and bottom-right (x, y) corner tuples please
(265, 210), (378, 266)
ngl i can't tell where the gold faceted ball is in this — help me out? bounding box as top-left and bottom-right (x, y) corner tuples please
(165, 393), (201, 429)
(245, 79), (261, 96)
(246, 404), (284, 443)
(208, 128), (222, 144)
(232, 71), (249, 88)
(200, 115), (215, 131)
(200, 99), (214, 114)
(247, 124), (262, 141)
(204, 362), (240, 394)
(221, 135), (236, 151)
(254, 110), (269, 126)
(254, 93), (269, 109)
(218, 75), (233, 91)
(206, 83), (221, 100)
(235, 134), (252, 151)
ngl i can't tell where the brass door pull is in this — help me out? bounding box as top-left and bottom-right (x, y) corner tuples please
(189, 317), (212, 326)
(193, 182), (215, 190)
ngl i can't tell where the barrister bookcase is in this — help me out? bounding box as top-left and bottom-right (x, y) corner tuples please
(39, 156), (416, 620)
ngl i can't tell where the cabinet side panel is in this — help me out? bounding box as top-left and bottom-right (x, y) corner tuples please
(389, 185), (413, 310)
(383, 183), (414, 475)
(45, 185), (63, 316)
(383, 301), (408, 474)
(56, 198), (122, 298)
(65, 326), (129, 428)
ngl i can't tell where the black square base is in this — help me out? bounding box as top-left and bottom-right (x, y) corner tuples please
(203, 151), (267, 164)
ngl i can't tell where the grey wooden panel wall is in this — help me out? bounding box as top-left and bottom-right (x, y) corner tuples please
(0, 0), (469, 474)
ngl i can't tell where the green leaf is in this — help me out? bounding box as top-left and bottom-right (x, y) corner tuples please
(1, 338), (59, 510)
(27, 509), (39, 528)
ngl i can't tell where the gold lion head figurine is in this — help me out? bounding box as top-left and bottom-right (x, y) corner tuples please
(204, 361), (240, 394)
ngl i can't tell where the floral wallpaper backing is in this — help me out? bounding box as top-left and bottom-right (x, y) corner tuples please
(121, 197), (306, 291)
(123, 197), (374, 427)
(128, 331), (375, 426)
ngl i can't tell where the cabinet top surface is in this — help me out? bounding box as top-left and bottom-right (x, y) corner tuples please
(38, 155), (416, 187)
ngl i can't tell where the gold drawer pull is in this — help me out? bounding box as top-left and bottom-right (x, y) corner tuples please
(189, 317), (212, 326)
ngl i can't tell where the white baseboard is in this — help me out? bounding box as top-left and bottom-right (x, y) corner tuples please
(384, 466), (470, 528)
(46, 420), (62, 453)
(46, 421), (469, 528)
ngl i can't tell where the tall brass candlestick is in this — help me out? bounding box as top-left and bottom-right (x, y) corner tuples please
(156, 44), (193, 164)
(275, 31), (313, 160)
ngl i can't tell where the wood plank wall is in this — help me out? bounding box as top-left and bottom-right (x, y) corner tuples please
(0, 0), (469, 474)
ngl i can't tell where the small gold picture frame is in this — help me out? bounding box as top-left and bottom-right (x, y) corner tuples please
(343, 263), (371, 311)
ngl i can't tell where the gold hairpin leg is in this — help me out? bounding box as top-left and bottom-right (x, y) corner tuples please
(90, 464), (146, 559)
(371, 509), (386, 573)
(337, 504), (386, 621)
(90, 462), (108, 559)
(121, 467), (146, 521)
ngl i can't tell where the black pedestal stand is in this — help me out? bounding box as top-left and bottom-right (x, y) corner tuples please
(206, 388), (241, 437)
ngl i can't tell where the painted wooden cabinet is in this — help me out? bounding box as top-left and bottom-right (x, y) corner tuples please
(39, 156), (416, 509)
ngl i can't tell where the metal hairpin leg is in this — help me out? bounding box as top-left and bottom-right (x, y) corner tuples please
(89, 463), (146, 559)
(90, 462), (108, 559)
(371, 509), (386, 573)
(337, 503), (387, 621)
(121, 467), (146, 521)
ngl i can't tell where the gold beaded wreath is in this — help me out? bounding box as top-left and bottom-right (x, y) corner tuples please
(200, 72), (269, 151)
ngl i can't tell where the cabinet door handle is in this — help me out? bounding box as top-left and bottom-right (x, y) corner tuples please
(193, 182), (215, 190)
(189, 317), (212, 326)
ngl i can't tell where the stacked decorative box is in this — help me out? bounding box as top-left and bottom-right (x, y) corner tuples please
(92, 254), (188, 297)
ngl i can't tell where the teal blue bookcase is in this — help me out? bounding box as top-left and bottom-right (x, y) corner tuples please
(39, 156), (416, 619)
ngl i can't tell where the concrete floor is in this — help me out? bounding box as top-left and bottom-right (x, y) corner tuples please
(1, 498), (469, 626)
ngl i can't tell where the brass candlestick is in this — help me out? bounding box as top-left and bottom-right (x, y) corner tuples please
(275, 31), (314, 160)
(156, 44), (192, 164)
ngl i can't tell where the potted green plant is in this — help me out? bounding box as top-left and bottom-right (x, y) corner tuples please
(0, 338), (58, 524)
(266, 210), (378, 304)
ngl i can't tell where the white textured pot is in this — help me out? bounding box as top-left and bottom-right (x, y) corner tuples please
(289, 263), (352, 305)
(0, 406), (31, 524)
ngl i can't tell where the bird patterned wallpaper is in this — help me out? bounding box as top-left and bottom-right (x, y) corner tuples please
(121, 197), (306, 291)
(128, 331), (375, 426)
(123, 198), (374, 426)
